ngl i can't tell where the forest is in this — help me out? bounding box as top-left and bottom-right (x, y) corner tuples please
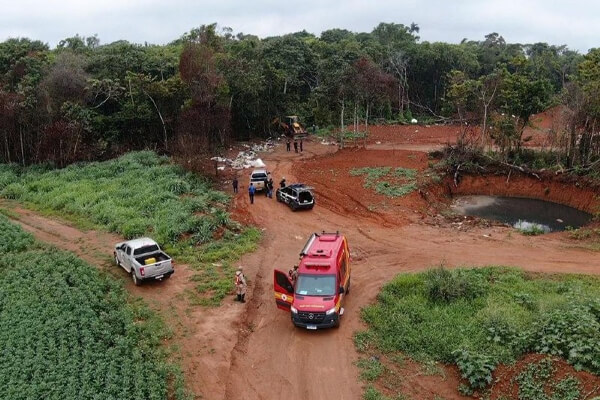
(0, 22), (598, 168)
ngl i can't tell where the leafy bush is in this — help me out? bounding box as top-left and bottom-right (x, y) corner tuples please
(453, 349), (496, 390)
(356, 267), (600, 393)
(0, 218), (187, 400)
(425, 267), (488, 303)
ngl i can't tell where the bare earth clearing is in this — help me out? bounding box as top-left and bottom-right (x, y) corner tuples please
(3, 111), (600, 399)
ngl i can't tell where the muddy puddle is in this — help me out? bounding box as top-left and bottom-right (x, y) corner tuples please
(451, 195), (593, 232)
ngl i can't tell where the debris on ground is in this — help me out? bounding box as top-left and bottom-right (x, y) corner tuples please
(211, 141), (276, 170)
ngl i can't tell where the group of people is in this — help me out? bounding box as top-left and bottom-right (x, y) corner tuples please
(242, 173), (288, 205)
(286, 138), (303, 153)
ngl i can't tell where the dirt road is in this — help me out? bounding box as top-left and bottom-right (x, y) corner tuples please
(2, 117), (599, 399)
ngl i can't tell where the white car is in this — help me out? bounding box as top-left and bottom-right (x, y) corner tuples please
(249, 169), (268, 191)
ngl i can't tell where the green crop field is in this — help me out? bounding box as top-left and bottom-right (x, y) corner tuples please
(0, 214), (187, 400)
(355, 267), (600, 398)
(0, 151), (260, 305)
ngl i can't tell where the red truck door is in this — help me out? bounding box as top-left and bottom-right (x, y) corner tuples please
(273, 269), (294, 311)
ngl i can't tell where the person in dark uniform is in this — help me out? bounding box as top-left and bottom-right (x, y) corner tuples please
(267, 178), (274, 198)
(286, 138), (291, 152)
(232, 177), (238, 193)
(300, 140), (303, 152)
(293, 141), (298, 153)
(263, 177), (269, 196)
(280, 177), (286, 188)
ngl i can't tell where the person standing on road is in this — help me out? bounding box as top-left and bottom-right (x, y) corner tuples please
(289, 265), (299, 286)
(293, 140), (298, 153)
(263, 177), (269, 197)
(232, 177), (238, 194)
(248, 183), (255, 204)
(234, 266), (247, 303)
(267, 177), (274, 198)
(286, 138), (291, 152)
(300, 140), (303, 152)
(280, 177), (286, 188)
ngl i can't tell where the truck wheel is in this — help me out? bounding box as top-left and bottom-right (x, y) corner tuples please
(114, 254), (120, 267)
(291, 203), (298, 211)
(131, 270), (141, 286)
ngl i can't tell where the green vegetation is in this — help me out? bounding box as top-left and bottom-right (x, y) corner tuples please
(350, 167), (418, 198)
(516, 358), (582, 400)
(355, 267), (600, 395)
(568, 227), (600, 251)
(0, 214), (188, 400)
(0, 151), (261, 305)
(0, 151), (228, 244)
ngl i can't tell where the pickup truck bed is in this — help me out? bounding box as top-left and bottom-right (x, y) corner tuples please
(135, 251), (170, 266)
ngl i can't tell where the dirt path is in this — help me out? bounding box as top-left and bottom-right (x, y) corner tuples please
(2, 131), (599, 399)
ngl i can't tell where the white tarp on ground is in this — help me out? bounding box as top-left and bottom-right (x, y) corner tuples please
(210, 140), (276, 170)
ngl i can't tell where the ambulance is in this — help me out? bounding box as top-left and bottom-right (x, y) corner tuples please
(273, 231), (351, 329)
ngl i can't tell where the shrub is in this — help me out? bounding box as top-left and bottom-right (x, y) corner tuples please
(453, 349), (496, 390)
(425, 267), (488, 303)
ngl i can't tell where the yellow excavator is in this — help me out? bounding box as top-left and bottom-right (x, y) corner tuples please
(272, 116), (309, 139)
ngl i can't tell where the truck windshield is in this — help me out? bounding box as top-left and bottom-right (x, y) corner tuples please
(133, 245), (159, 255)
(295, 274), (336, 296)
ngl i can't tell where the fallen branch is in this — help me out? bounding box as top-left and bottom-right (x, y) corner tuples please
(484, 155), (541, 180)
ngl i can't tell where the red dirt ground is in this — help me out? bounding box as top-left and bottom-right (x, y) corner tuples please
(2, 111), (600, 400)
(358, 106), (564, 151)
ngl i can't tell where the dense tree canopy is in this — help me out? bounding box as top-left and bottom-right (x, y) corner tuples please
(0, 23), (596, 166)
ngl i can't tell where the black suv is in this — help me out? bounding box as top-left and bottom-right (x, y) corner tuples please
(276, 184), (315, 211)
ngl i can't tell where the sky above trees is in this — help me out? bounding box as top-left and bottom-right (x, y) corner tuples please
(1, 0), (598, 52)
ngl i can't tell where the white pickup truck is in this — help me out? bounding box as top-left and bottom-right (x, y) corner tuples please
(114, 237), (174, 285)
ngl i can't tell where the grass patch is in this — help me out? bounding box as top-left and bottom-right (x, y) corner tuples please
(350, 167), (418, 198)
(0, 151), (261, 305)
(0, 215), (189, 400)
(357, 357), (386, 382)
(0, 151), (229, 245)
(355, 267), (600, 395)
(170, 227), (261, 306)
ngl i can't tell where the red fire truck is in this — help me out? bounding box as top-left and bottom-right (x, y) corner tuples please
(273, 231), (351, 329)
